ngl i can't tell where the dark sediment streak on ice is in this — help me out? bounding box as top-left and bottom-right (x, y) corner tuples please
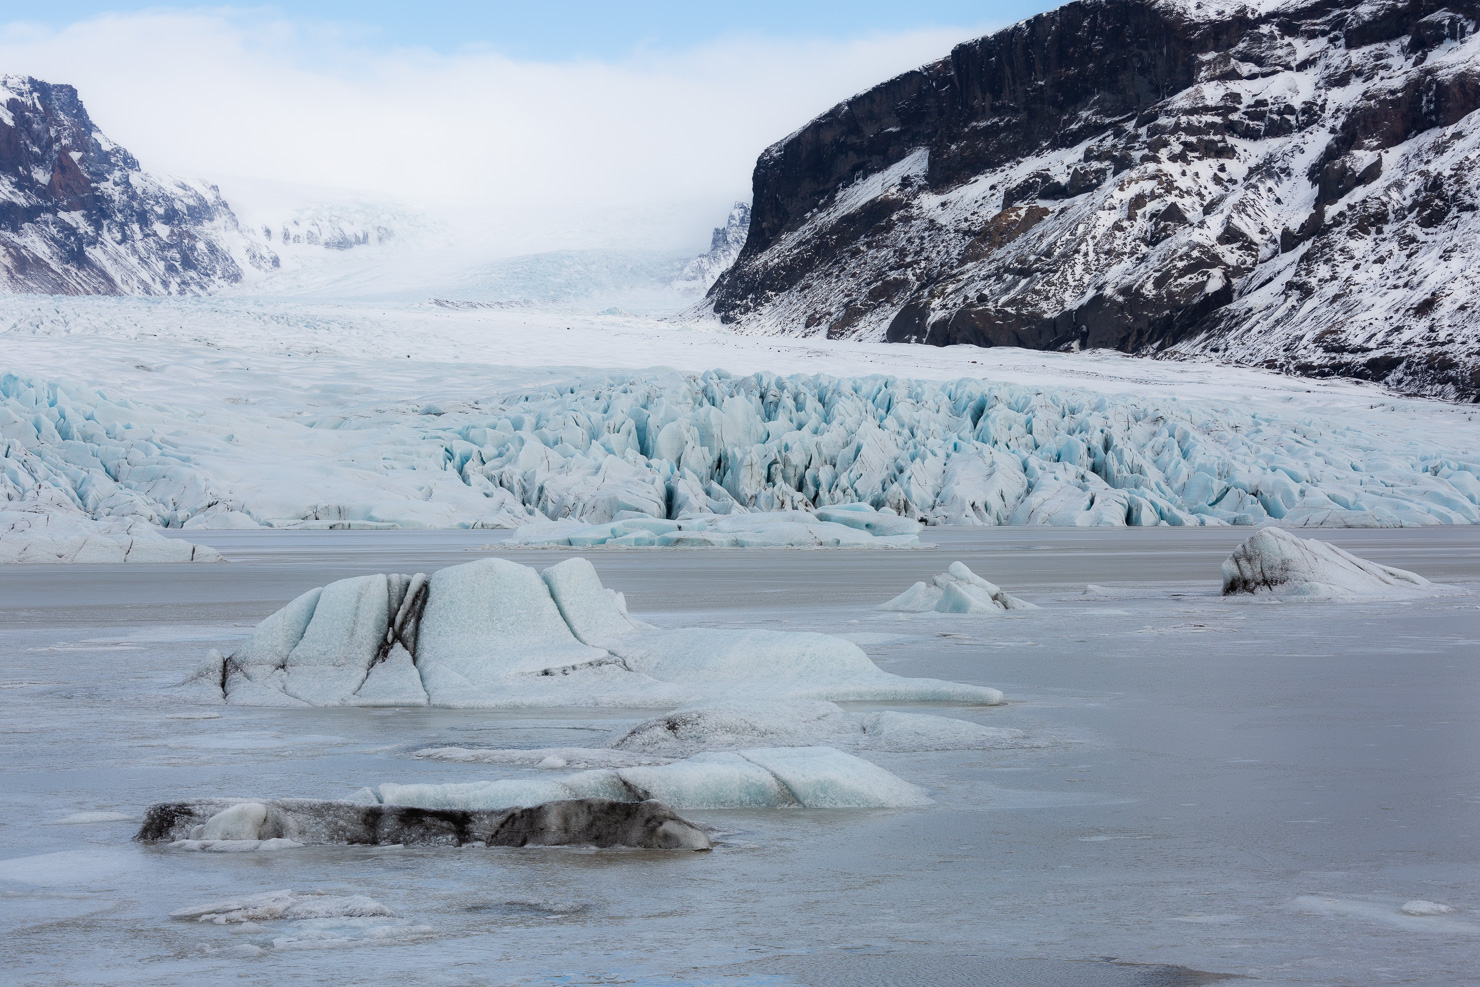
(136, 796), (712, 850)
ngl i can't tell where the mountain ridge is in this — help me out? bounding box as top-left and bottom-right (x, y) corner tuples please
(704, 0), (1480, 401)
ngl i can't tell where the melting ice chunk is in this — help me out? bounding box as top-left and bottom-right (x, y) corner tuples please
(1221, 528), (1435, 599)
(879, 561), (1035, 613)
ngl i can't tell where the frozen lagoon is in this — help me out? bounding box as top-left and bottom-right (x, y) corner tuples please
(2, 527), (1478, 985)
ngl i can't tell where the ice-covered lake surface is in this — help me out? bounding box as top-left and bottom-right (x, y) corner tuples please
(2, 527), (1477, 986)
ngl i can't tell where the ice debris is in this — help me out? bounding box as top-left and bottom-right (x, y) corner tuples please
(509, 504), (920, 548)
(0, 494), (222, 564)
(171, 891), (396, 924)
(607, 699), (1028, 756)
(879, 561), (1035, 613)
(190, 557), (1005, 708)
(1221, 529), (1433, 599)
(5, 369), (1478, 532)
(378, 746), (930, 810)
(137, 796), (712, 850)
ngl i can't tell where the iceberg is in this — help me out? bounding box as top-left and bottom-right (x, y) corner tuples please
(378, 746), (931, 810)
(508, 505), (920, 548)
(1221, 528), (1434, 599)
(879, 561), (1035, 613)
(195, 556), (1006, 708)
(137, 796), (712, 850)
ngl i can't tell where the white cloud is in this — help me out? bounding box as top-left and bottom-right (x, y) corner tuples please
(0, 11), (991, 250)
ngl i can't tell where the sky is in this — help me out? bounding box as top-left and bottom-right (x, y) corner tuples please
(0, 3), (1056, 253)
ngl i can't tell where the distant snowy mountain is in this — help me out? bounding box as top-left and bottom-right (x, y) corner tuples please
(0, 75), (277, 295)
(703, 0), (1480, 401)
(675, 202), (750, 291)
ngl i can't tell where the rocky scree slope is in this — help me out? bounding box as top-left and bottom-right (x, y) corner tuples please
(0, 75), (276, 295)
(704, 0), (1480, 401)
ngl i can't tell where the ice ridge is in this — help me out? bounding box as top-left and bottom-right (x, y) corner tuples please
(5, 369), (1479, 532)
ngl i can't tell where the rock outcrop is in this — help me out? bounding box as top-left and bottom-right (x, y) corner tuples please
(703, 0), (1480, 400)
(0, 75), (276, 295)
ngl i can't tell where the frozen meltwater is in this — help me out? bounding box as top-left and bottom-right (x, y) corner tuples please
(184, 557), (1005, 708)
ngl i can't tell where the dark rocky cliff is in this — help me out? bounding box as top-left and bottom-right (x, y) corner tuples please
(706, 0), (1480, 401)
(0, 75), (275, 295)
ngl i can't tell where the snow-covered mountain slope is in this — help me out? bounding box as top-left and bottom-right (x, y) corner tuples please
(703, 0), (1480, 401)
(674, 203), (751, 291)
(0, 75), (277, 295)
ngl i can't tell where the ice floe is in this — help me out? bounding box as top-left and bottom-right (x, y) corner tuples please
(192, 556), (1005, 707)
(879, 561), (1035, 613)
(137, 796), (711, 850)
(0, 495), (222, 564)
(508, 504), (920, 548)
(4, 368), (1478, 532)
(379, 746), (930, 810)
(1221, 529), (1435, 599)
(607, 699), (1029, 756)
(171, 891), (396, 924)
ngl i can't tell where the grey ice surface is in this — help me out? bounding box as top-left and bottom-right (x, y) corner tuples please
(2, 527), (1477, 986)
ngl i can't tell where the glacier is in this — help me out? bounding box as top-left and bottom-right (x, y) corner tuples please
(4, 366), (1479, 536)
(192, 556), (1006, 708)
(509, 505), (921, 548)
(0, 493), (222, 563)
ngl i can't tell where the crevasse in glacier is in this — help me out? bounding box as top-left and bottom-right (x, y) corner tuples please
(6, 369), (1479, 531)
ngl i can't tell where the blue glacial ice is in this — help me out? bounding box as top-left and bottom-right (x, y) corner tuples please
(4, 369), (1479, 534)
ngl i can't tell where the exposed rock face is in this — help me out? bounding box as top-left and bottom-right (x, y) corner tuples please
(675, 202), (751, 291)
(136, 797), (713, 850)
(704, 0), (1480, 401)
(0, 75), (276, 295)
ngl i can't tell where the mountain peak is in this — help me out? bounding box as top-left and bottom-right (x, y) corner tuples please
(0, 74), (276, 295)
